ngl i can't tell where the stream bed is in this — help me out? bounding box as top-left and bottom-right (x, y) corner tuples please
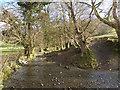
(4, 56), (120, 88)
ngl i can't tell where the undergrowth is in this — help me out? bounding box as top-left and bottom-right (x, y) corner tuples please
(0, 56), (21, 89)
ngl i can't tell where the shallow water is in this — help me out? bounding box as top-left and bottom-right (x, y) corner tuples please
(4, 56), (120, 88)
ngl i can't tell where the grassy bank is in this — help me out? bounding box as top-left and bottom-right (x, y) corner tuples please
(0, 41), (24, 89)
(0, 41), (24, 54)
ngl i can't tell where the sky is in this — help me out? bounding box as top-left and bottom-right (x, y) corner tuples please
(0, 0), (115, 31)
(0, 0), (113, 23)
(0, 0), (112, 12)
(0, 0), (16, 6)
(0, 0), (113, 22)
(0, 22), (10, 31)
(0, 0), (112, 6)
(0, 0), (113, 18)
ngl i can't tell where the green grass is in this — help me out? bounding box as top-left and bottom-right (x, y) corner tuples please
(107, 29), (116, 33)
(91, 33), (117, 39)
(89, 29), (119, 43)
(87, 29), (119, 46)
(0, 41), (24, 53)
(89, 29), (117, 40)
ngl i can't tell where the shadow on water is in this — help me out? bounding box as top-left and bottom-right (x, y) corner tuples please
(4, 56), (120, 88)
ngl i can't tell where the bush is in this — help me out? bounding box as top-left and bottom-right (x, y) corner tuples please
(1, 56), (21, 88)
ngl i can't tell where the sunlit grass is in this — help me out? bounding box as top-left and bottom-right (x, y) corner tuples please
(92, 33), (117, 39)
(0, 41), (24, 54)
(89, 29), (117, 39)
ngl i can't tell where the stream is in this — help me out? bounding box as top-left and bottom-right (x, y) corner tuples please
(4, 56), (120, 88)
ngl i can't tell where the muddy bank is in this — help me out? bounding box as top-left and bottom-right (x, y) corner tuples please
(45, 38), (120, 71)
(90, 38), (120, 71)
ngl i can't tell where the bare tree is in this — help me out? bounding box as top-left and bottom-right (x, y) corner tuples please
(91, 0), (120, 43)
(64, 2), (93, 56)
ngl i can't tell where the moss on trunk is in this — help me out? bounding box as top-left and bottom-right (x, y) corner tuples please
(72, 48), (98, 69)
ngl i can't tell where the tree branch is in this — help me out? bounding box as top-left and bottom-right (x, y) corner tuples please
(112, 0), (119, 22)
(106, 7), (112, 21)
(91, 1), (116, 28)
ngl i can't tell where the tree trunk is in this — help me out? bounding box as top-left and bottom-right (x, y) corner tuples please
(118, 31), (120, 44)
(77, 34), (87, 56)
(27, 48), (30, 58)
(56, 47), (59, 50)
(115, 28), (120, 43)
(24, 45), (29, 56)
(117, 21), (120, 43)
(79, 40), (87, 56)
(24, 47), (28, 55)
(24, 46), (34, 58)
(29, 48), (32, 56)
(65, 43), (68, 49)
(65, 42), (71, 49)
(40, 47), (44, 54)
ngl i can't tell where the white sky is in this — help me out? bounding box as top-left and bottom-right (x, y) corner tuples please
(0, 0), (113, 11)
(0, 0), (118, 31)
(0, 0), (115, 20)
(0, 22), (10, 31)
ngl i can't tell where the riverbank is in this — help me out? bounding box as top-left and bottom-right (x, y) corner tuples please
(45, 38), (119, 71)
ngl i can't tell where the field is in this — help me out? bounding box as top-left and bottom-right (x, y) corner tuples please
(0, 41), (24, 55)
